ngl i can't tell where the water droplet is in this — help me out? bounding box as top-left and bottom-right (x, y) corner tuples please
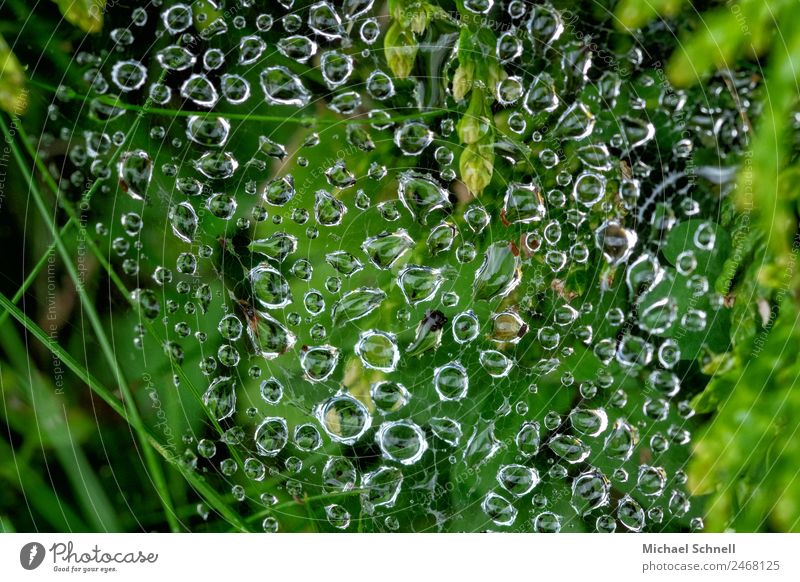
(169, 202), (197, 243)
(473, 242), (522, 302)
(246, 310), (296, 359)
(503, 182), (545, 224)
(260, 66), (311, 106)
(547, 434), (590, 463)
(294, 423), (323, 452)
(361, 466), (403, 510)
(595, 220), (637, 265)
(569, 408), (609, 437)
(249, 232), (298, 262)
(482, 492), (517, 526)
(118, 150), (152, 201)
(429, 417), (462, 446)
(325, 504), (351, 529)
(571, 469), (610, 515)
(371, 381), (410, 414)
(479, 349), (513, 377)
(433, 361), (469, 401)
(362, 230), (414, 269)
(497, 464), (540, 497)
(300, 345), (340, 382)
(314, 190), (348, 226)
(276, 35), (317, 63)
(203, 376), (236, 422)
(180, 74), (218, 107)
(250, 263), (292, 309)
(331, 287), (386, 325)
(398, 265), (444, 306)
(377, 420), (428, 465)
(617, 495), (646, 531)
(315, 393), (371, 444)
(394, 122), (433, 155)
(397, 171), (451, 223)
(604, 419), (639, 461)
(356, 330), (400, 372)
(254, 417), (288, 456)
(321, 51), (354, 88)
(555, 102), (594, 141)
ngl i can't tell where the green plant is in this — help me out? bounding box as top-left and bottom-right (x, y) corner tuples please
(0, 0), (798, 534)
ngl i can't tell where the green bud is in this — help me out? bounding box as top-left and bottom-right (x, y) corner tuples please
(487, 62), (507, 99)
(460, 139), (494, 195)
(385, 22), (418, 79)
(458, 114), (490, 145)
(458, 90), (490, 143)
(409, 5), (429, 35)
(0, 35), (28, 115)
(388, 0), (406, 21)
(452, 60), (474, 102)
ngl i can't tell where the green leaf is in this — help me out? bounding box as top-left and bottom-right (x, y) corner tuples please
(0, 34), (27, 115)
(615, 0), (685, 30)
(53, 0), (105, 33)
(662, 219), (731, 281)
(689, 299), (800, 532)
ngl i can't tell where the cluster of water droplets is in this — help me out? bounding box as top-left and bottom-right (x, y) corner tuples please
(48, 0), (754, 532)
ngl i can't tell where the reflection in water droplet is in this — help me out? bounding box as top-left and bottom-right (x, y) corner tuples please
(376, 420), (428, 465)
(254, 417), (288, 456)
(433, 361), (469, 401)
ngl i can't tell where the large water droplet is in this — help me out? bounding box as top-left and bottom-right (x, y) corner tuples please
(398, 265), (444, 306)
(503, 182), (545, 224)
(397, 171), (451, 223)
(331, 287), (386, 325)
(203, 376), (237, 422)
(571, 469), (610, 515)
(246, 309), (297, 359)
(254, 417), (289, 456)
(473, 242), (522, 302)
(300, 345), (340, 382)
(118, 149), (152, 201)
(376, 420), (428, 465)
(260, 66), (311, 106)
(497, 464), (540, 497)
(433, 361), (469, 401)
(250, 263), (292, 309)
(362, 230), (414, 269)
(169, 201), (197, 243)
(315, 393), (372, 444)
(356, 330), (400, 372)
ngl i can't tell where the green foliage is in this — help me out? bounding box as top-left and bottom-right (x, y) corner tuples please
(614, 0), (800, 532)
(0, 0), (798, 534)
(0, 34), (27, 114)
(53, 0), (106, 33)
(690, 296), (800, 532)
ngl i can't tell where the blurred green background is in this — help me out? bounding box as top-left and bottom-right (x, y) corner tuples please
(0, 0), (799, 533)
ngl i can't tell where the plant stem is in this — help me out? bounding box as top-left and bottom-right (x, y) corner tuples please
(0, 113), (182, 532)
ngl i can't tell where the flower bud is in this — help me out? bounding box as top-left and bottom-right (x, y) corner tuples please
(458, 90), (490, 143)
(385, 23), (418, 79)
(460, 140), (494, 195)
(452, 60), (475, 102)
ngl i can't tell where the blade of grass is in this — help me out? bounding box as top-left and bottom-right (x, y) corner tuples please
(0, 433), (88, 531)
(0, 515), (16, 532)
(0, 439), (90, 532)
(11, 120), (248, 472)
(0, 328), (120, 531)
(0, 140), (128, 330)
(27, 77), (447, 126)
(0, 290), (250, 531)
(0, 113), (181, 532)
